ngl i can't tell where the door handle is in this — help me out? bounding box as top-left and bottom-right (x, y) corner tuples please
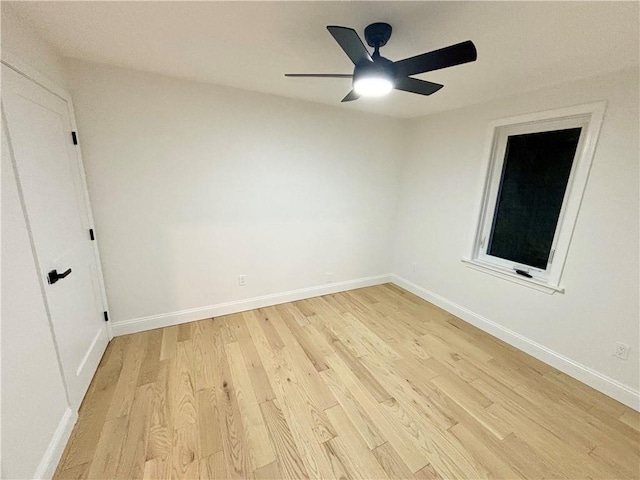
(48, 268), (72, 284)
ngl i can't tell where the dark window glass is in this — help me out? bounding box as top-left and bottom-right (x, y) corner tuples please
(488, 128), (582, 269)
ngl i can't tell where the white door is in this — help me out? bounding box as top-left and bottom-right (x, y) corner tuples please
(2, 65), (109, 409)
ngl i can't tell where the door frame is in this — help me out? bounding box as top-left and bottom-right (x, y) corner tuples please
(1, 50), (113, 341)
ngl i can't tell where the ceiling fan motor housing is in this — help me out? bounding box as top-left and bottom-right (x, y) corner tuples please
(354, 55), (397, 84)
(364, 22), (393, 48)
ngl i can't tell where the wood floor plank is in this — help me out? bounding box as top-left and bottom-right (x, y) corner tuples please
(172, 340), (197, 430)
(428, 375), (513, 440)
(227, 313), (276, 404)
(309, 311), (362, 360)
(320, 441), (351, 480)
(324, 405), (390, 480)
(105, 333), (146, 420)
(514, 381), (637, 453)
(146, 360), (172, 462)
(271, 393), (336, 480)
(359, 354), (457, 432)
(255, 308), (286, 350)
(143, 456), (170, 479)
(260, 399), (310, 480)
(413, 463), (444, 480)
(497, 433), (559, 479)
(54, 462), (90, 480)
(419, 318), (493, 364)
(199, 451), (227, 480)
(620, 409), (640, 432)
(172, 422), (199, 479)
(279, 302), (311, 326)
(54, 284), (640, 480)
(305, 297), (373, 357)
(137, 329), (163, 387)
(488, 402), (614, 479)
(449, 423), (522, 479)
(325, 353), (429, 473)
(339, 291), (418, 348)
(160, 325), (178, 361)
(341, 311), (402, 360)
(115, 383), (154, 479)
(226, 341), (276, 470)
(589, 442), (640, 478)
(253, 461), (282, 480)
(330, 338), (393, 403)
(276, 347), (337, 444)
(192, 319), (216, 391)
(372, 442), (415, 480)
(86, 415), (128, 479)
(379, 396), (488, 479)
(213, 329), (250, 479)
(196, 388), (221, 460)
(320, 367), (386, 449)
(243, 313), (336, 480)
(264, 306), (337, 410)
(276, 303), (331, 371)
(177, 322), (193, 342)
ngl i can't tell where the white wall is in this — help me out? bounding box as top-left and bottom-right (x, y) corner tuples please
(65, 59), (406, 328)
(1, 3), (68, 89)
(392, 69), (639, 404)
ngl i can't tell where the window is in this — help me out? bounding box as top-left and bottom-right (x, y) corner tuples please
(465, 103), (606, 293)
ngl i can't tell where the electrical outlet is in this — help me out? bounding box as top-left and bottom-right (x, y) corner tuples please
(614, 342), (630, 360)
(238, 275), (246, 287)
(325, 272), (333, 283)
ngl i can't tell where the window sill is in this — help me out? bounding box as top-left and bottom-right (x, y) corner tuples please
(461, 258), (565, 295)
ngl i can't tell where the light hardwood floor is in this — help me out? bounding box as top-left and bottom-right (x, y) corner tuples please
(54, 284), (639, 479)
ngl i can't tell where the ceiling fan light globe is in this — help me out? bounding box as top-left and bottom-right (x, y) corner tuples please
(353, 77), (393, 97)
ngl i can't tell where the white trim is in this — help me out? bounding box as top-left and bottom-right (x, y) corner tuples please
(75, 328), (105, 377)
(33, 407), (78, 480)
(1, 49), (68, 101)
(391, 274), (640, 411)
(111, 274), (392, 336)
(467, 101), (607, 292)
(461, 258), (564, 294)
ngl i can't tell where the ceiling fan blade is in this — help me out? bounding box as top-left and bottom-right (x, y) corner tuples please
(394, 77), (444, 96)
(395, 40), (477, 77)
(284, 74), (353, 78)
(327, 26), (373, 65)
(341, 90), (360, 102)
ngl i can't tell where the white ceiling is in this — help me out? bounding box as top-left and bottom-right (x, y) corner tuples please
(8, 1), (639, 118)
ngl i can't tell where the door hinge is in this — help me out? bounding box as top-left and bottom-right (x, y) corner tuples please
(89, 228), (95, 241)
(549, 249), (555, 264)
(71, 131), (78, 145)
(103, 311), (109, 322)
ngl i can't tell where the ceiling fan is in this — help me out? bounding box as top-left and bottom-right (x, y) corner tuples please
(285, 23), (477, 102)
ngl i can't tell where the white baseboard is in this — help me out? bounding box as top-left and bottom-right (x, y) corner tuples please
(391, 274), (640, 411)
(33, 407), (77, 479)
(111, 274), (392, 336)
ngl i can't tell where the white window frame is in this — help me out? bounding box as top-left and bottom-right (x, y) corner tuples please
(463, 102), (606, 294)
